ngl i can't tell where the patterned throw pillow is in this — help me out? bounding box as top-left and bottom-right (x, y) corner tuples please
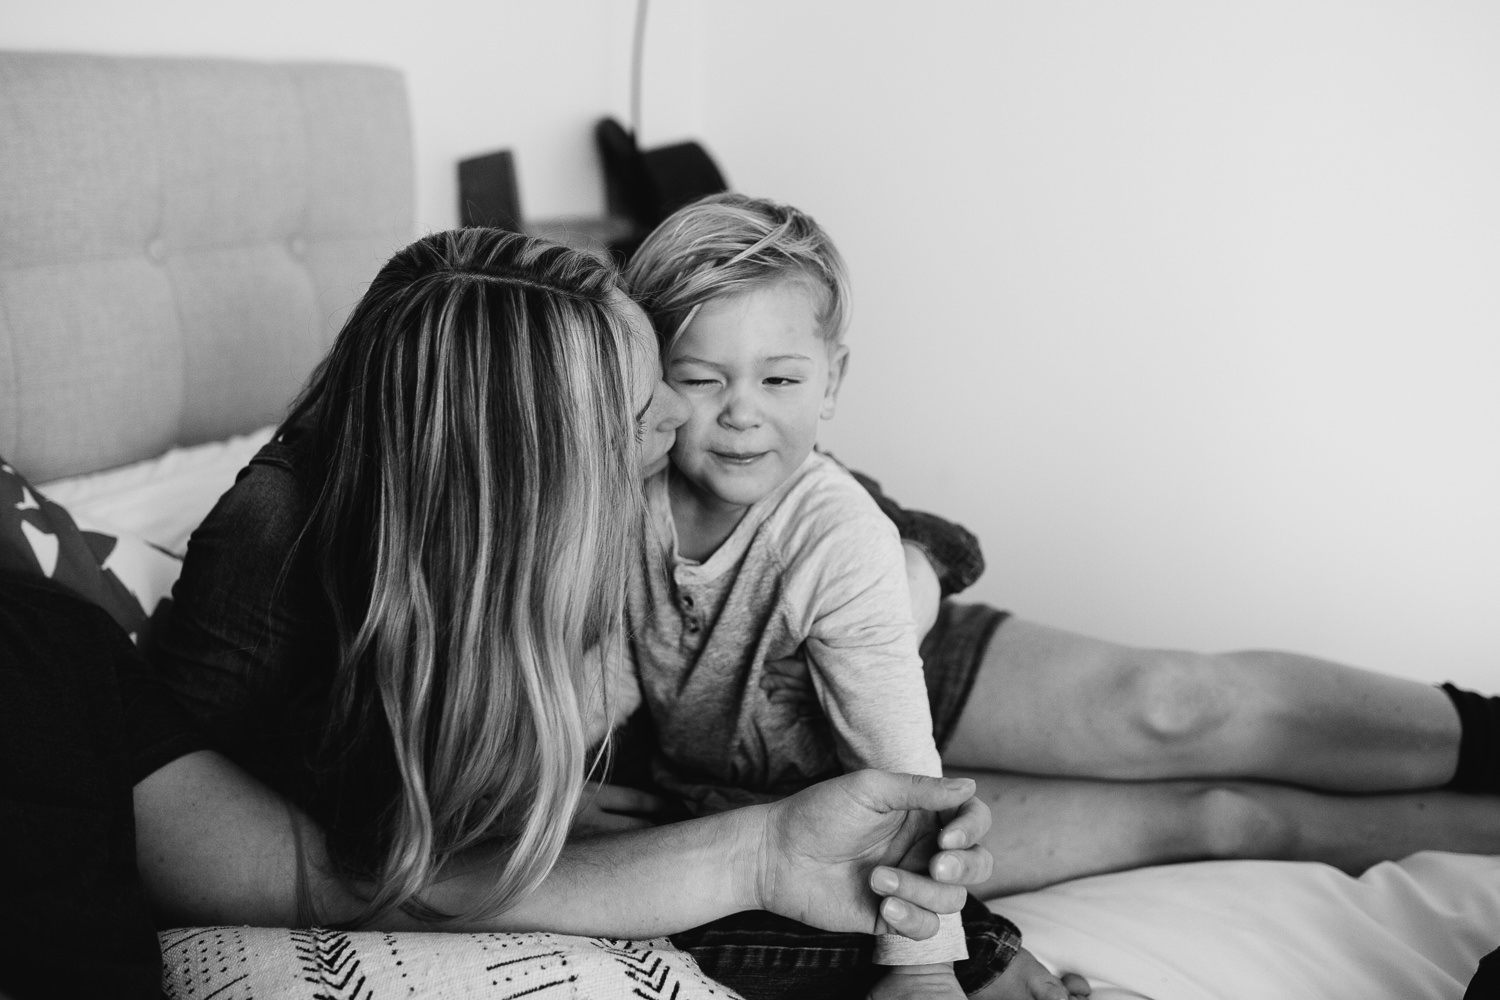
(0, 457), (179, 644)
(159, 927), (740, 1000)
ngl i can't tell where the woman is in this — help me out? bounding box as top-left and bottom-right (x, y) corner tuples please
(144, 228), (1059, 996)
(622, 192), (1500, 897)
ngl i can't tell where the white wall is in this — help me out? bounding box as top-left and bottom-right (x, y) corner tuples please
(670, 0), (1500, 688)
(3, 0), (638, 229)
(9, 1), (1498, 688)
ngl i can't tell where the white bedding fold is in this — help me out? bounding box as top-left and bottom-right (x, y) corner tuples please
(990, 851), (1499, 1000)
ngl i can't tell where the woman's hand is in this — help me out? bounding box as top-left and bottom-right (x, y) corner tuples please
(745, 770), (992, 941)
(570, 781), (672, 836)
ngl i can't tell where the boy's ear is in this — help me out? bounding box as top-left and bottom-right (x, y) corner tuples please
(821, 345), (850, 420)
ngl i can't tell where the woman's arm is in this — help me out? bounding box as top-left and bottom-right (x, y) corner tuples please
(480, 770), (988, 939)
(135, 750), (989, 940)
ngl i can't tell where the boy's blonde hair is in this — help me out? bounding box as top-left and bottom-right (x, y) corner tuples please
(624, 193), (851, 355)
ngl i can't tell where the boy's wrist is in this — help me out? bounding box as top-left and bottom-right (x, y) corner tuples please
(725, 801), (774, 915)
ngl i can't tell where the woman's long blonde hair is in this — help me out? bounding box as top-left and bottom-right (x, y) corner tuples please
(281, 228), (641, 925)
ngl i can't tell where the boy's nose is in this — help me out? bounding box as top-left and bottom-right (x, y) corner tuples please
(718, 390), (760, 430)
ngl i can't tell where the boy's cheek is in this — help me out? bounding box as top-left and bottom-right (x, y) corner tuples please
(668, 433), (705, 464)
(678, 410), (717, 440)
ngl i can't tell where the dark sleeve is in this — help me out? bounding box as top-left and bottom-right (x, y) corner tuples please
(0, 571), (207, 785)
(823, 454), (986, 598)
(117, 630), (213, 785)
(144, 446), (333, 799)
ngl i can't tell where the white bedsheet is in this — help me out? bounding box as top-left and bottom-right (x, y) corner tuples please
(991, 851), (1499, 1000)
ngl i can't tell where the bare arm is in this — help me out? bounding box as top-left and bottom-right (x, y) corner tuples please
(904, 540), (942, 641)
(133, 750), (313, 928)
(134, 751), (991, 939)
(491, 770), (990, 939)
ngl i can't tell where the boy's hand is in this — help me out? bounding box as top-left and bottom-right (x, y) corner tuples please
(761, 651), (814, 704)
(570, 782), (671, 836)
(870, 962), (966, 999)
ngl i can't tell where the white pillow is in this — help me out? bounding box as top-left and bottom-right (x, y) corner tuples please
(39, 425), (276, 555)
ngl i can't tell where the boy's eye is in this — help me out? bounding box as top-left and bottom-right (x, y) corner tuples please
(764, 377), (802, 387)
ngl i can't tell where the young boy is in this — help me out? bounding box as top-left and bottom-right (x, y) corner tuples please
(615, 194), (1068, 1000)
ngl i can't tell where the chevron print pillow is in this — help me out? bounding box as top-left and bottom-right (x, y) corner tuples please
(160, 926), (742, 999)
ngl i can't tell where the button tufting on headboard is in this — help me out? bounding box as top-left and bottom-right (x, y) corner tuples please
(0, 52), (416, 482)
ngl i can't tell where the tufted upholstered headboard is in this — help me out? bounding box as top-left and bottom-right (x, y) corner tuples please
(0, 52), (415, 483)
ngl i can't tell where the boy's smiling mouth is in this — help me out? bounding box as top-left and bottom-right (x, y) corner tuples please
(710, 449), (768, 465)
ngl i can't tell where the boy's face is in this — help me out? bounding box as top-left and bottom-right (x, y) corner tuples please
(666, 278), (848, 511)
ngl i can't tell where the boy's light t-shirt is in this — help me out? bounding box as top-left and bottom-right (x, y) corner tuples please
(626, 449), (966, 964)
